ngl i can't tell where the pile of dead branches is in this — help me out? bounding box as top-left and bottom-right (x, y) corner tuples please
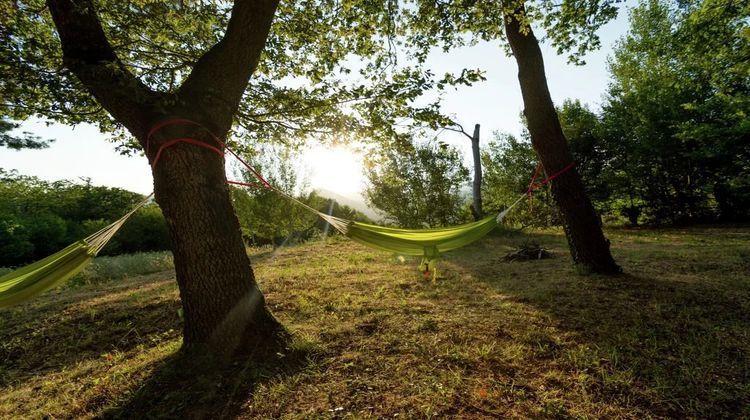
(503, 242), (553, 261)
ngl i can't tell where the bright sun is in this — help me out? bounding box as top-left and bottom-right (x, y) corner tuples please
(302, 144), (366, 196)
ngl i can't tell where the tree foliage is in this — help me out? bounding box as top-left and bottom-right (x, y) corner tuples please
(0, 0), (485, 153)
(364, 141), (469, 228)
(481, 132), (560, 227)
(601, 0), (750, 224)
(401, 0), (623, 65)
(231, 146), (313, 246)
(0, 118), (50, 149)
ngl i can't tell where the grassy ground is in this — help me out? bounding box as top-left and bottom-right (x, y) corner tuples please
(0, 227), (748, 418)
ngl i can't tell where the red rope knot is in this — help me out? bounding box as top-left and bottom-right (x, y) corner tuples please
(526, 162), (576, 211)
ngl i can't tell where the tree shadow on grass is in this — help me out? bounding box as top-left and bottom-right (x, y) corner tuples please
(448, 238), (750, 418)
(0, 272), (310, 418)
(0, 275), (182, 386)
(102, 343), (311, 419)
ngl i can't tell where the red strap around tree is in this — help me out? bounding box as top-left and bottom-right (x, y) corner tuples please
(145, 118), (273, 190)
(527, 163), (544, 211)
(526, 162), (576, 211)
(150, 138), (224, 168)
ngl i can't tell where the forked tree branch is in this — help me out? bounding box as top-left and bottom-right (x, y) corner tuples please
(178, 0), (280, 132)
(46, 0), (161, 137)
(47, 0), (280, 140)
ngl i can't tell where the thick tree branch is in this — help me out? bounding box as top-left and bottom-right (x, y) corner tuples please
(46, 0), (162, 137)
(178, 0), (280, 131)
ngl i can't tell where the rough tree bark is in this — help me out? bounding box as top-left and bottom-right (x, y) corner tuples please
(470, 124), (483, 221)
(503, 3), (621, 274)
(47, 0), (287, 358)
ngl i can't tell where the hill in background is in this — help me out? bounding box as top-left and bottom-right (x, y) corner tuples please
(315, 188), (381, 221)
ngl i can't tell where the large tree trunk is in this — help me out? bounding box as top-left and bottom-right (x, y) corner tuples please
(470, 124), (483, 221)
(47, 0), (287, 359)
(503, 5), (621, 274)
(147, 122), (285, 357)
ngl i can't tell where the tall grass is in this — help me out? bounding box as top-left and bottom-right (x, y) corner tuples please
(0, 253), (173, 284)
(68, 251), (174, 287)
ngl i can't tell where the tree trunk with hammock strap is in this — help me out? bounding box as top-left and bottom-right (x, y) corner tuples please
(503, 3), (621, 274)
(147, 122), (285, 356)
(47, 0), (287, 359)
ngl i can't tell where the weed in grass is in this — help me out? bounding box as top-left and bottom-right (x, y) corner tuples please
(521, 329), (563, 359)
(474, 341), (497, 361)
(288, 334), (324, 358)
(417, 318), (439, 333)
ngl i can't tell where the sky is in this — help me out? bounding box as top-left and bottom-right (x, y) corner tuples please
(0, 8), (631, 198)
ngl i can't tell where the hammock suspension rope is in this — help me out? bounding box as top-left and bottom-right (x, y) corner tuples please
(0, 118), (574, 307)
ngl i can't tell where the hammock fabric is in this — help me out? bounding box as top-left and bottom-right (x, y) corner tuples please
(0, 196), (151, 308)
(325, 215), (499, 280)
(0, 241), (93, 308)
(314, 195), (525, 280)
(233, 175), (516, 277)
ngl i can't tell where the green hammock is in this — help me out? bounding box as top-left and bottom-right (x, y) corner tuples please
(0, 241), (93, 308)
(315, 194), (525, 279)
(0, 197), (151, 308)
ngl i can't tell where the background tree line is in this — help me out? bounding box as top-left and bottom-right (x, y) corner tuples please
(366, 0), (749, 228)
